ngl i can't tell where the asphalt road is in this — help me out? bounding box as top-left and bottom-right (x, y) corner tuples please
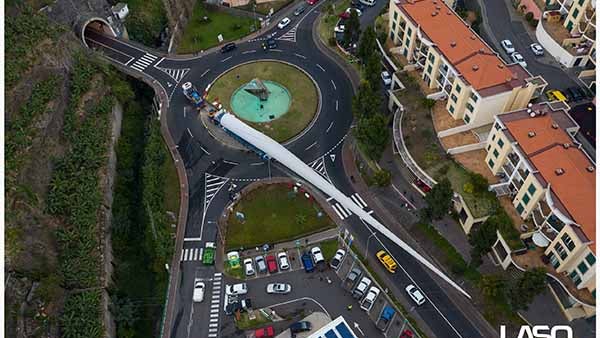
(84, 1), (492, 337)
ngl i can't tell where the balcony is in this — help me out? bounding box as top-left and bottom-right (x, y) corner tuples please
(508, 152), (520, 167)
(512, 247), (596, 306)
(503, 161), (515, 176)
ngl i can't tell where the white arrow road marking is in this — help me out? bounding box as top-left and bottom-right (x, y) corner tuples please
(330, 154), (336, 162)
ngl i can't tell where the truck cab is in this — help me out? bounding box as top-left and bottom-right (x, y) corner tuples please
(182, 82), (205, 108)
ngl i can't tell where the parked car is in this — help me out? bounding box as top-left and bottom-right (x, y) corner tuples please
(241, 298), (252, 311)
(400, 329), (414, 338)
(359, 0), (376, 6)
(346, 267), (362, 284)
(376, 250), (397, 273)
(289, 321), (312, 333)
(566, 86), (584, 102)
(262, 37), (277, 50)
(405, 284), (426, 306)
(345, 7), (362, 16)
(353, 277), (372, 299)
(501, 39), (515, 54)
(255, 326), (275, 338)
(244, 258), (255, 276)
(510, 52), (527, 68)
(415, 179), (431, 193)
(266, 283), (292, 294)
(278, 252), (290, 270)
(360, 286), (380, 311)
(545, 89), (567, 102)
(381, 71), (392, 86)
(220, 42), (236, 53)
(301, 252), (315, 272)
(530, 43), (544, 56)
(193, 279), (205, 303)
(226, 283), (248, 296)
(294, 4), (307, 16)
(334, 24), (345, 33)
(311, 246), (325, 264)
(306, 0), (318, 5)
(255, 255), (267, 273)
(330, 249), (346, 270)
(351, 0), (365, 10)
(277, 17), (291, 29)
(266, 255), (278, 273)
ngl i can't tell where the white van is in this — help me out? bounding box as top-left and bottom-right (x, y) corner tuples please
(359, 0), (376, 6)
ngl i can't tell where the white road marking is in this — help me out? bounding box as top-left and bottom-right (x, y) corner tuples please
(223, 160), (239, 165)
(335, 100), (339, 111)
(294, 53), (306, 59)
(331, 80), (337, 90)
(221, 56), (233, 63)
(317, 64), (326, 72)
(200, 69), (210, 78)
(250, 161), (265, 166)
(187, 128), (193, 137)
(331, 204), (345, 219)
(326, 196), (334, 201)
(184, 237), (202, 241)
(305, 141), (317, 151)
(200, 145), (210, 155)
(271, 49), (283, 52)
(242, 50), (257, 54)
(326, 121), (334, 133)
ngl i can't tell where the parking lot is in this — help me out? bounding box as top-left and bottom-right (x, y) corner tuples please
(221, 239), (420, 338)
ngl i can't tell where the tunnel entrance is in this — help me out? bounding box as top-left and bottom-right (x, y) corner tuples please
(81, 18), (117, 48)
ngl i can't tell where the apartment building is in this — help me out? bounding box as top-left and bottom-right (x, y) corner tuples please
(387, 0), (547, 131)
(537, 0), (595, 90)
(485, 101), (595, 320)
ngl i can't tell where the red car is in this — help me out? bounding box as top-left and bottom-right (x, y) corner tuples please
(266, 255), (278, 273)
(255, 326), (274, 338)
(306, 0), (318, 5)
(400, 329), (414, 338)
(415, 179), (432, 193)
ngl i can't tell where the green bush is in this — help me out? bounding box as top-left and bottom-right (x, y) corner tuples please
(525, 12), (534, 22)
(328, 36), (337, 46)
(372, 168), (392, 187)
(61, 290), (103, 338)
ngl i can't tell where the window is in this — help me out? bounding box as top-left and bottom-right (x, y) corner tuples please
(407, 27), (412, 36)
(470, 92), (478, 102)
(428, 53), (434, 63)
(390, 31), (395, 40)
(394, 12), (398, 20)
(562, 234), (575, 251)
(493, 149), (499, 158)
(455, 84), (462, 93)
(405, 37), (410, 46)
(566, 20), (573, 31)
(522, 193), (530, 205)
(487, 145), (491, 151)
(578, 261), (588, 275)
(451, 94), (458, 102)
(464, 114), (470, 124)
(516, 203), (524, 214)
(427, 65), (432, 74)
(578, 0), (584, 5)
(488, 159), (495, 168)
(549, 253), (560, 268)
(492, 134), (496, 141)
(585, 253), (596, 266)
(497, 139), (504, 148)
(555, 243), (568, 260)
(572, 8), (579, 19)
(466, 103), (474, 112)
(449, 105), (455, 113)
(569, 270), (582, 286)
(392, 22), (396, 31)
(494, 123), (501, 131)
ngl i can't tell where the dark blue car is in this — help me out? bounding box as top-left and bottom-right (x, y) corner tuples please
(301, 253), (314, 272)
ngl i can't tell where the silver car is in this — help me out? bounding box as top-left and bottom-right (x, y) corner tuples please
(255, 255), (267, 273)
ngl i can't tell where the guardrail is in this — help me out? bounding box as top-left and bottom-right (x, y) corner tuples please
(392, 108), (437, 188)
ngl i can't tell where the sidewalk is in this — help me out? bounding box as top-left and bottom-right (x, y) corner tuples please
(237, 228), (339, 258)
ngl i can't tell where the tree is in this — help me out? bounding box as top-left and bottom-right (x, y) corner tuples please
(352, 81), (381, 119)
(468, 218), (500, 266)
(508, 268), (547, 311)
(478, 274), (507, 299)
(469, 172), (489, 197)
(358, 26), (378, 64)
(363, 54), (382, 92)
(343, 9), (361, 47)
(372, 169), (392, 187)
(421, 178), (453, 221)
(354, 113), (390, 160)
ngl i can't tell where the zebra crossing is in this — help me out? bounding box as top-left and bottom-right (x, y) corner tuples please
(130, 53), (158, 72)
(309, 157), (331, 182)
(208, 272), (223, 338)
(180, 247), (203, 262)
(328, 193), (371, 220)
(155, 66), (190, 83)
(277, 25), (297, 42)
(205, 174), (229, 211)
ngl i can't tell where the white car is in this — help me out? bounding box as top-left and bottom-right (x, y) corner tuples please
(311, 247), (325, 264)
(530, 43), (544, 56)
(345, 7), (362, 16)
(405, 284), (426, 306)
(353, 277), (372, 299)
(511, 52), (527, 68)
(330, 249), (346, 270)
(193, 279), (205, 303)
(278, 17), (291, 29)
(226, 283), (248, 296)
(278, 252), (290, 270)
(381, 71), (392, 86)
(243, 258), (255, 276)
(360, 286), (380, 311)
(266, 283), (292, 294)
(501, 39), (515, 54)
(334, 24), (345, 33)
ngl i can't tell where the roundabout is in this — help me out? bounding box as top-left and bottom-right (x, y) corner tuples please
(207, 60), (319, 143)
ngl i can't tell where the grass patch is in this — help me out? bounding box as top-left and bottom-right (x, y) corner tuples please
(224, 265), (245, 280)
(178, 3), (258, 53)
(240, 0), (294, 15)
(236, 311), (271, 330)
(226, 184), (335, 250)
(319, 239), (340, 260)
(207, 61), (318, 142)
(444, 164), (495, 219)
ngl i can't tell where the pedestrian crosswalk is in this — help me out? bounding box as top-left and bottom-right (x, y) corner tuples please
(180, 247), (203, 262)
(329, 193), (372, 220)
(130, 53), (158, 72)
(208, 272), (223, 338)
(205, 174), (229, 210)
(277, 25), (297, 42)
(309, 157), (331, 182)
(155, 66), (189, 83)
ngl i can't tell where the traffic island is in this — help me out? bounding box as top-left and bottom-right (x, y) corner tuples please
(207, 61), (319, 143)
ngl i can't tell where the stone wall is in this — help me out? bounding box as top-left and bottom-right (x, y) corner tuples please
(162, 0), (198, 52)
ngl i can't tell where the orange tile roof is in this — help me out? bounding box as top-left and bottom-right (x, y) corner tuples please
(503, 113), (596, 252)
(397, 0), (526, 91)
